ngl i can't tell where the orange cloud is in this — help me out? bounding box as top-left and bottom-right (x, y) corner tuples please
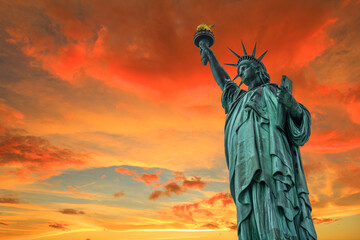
(0, 101), (24, 127)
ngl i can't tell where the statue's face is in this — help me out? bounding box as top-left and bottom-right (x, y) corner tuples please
(237, 60), (256, 86)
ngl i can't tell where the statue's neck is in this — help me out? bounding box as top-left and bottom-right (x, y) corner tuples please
(247, 77), (263, 91)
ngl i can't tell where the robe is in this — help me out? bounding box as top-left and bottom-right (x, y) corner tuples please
(221, 81), (317, 240)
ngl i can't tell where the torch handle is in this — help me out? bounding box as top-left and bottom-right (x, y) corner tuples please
(199, 39), (210, 66)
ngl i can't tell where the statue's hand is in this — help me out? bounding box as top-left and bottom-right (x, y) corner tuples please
(199, 40), (210, 66)
(277, 86), (302, 119)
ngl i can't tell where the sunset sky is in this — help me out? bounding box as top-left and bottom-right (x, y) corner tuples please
(0, 0), (359, 239)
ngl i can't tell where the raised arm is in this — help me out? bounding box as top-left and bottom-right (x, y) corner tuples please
(199, 41), (231, 91)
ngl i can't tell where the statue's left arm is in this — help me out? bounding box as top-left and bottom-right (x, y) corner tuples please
(277, 87), (311, 146)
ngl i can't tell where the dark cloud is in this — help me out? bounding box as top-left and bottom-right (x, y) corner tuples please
(149, 174), (207, 200)
(113, 191), (125, 198)
(182, 176), (206, 189)
(0, 197), (20, 204)
(165, 182), (185, 194)
(228, 222), (237, 231)
(149, 182), (185, 200)
(202, 222), (219, 229)
(48, 222), (68, 230)
(149, 190), (168, 200)
(58, 209), (85, 215)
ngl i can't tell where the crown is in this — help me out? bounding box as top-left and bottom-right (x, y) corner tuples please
(225, 41), (268, 81)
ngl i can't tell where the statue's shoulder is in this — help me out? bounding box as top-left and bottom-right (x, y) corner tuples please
(263, 83), (279, 93)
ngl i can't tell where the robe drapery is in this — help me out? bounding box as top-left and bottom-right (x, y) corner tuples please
(221, 81), (317, 240)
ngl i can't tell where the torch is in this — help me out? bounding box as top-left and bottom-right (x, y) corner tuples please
(193, 24), (215, 66)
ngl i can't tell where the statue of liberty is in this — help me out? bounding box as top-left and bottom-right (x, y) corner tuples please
(195, 26), (317, 239)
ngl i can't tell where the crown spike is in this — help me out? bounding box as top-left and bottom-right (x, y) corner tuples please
(227, 47), (241, 59)
(232, 75), (239, 81)
(241, 40), (248, 55)
(258, 50), (268, 61)
(225, 63), (238, 67)
(252, 42), (257, 57)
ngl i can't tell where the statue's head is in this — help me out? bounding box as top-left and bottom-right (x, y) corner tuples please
(225, 42), (270, 86)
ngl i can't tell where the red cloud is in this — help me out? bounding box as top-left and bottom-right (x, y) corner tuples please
(48, 222), (68, 230)
(203, 193), (233, 207)
(172, 171), (184, 183)
(312, 218), (342, 225)
(172, 202), (200, 221)
(58, 209), (85, 215)
(115, 167), (137, 175)
(113, 191), (125, 198)
(170, 192), (234, 221)
(0, 128), (89, 181)
(0, 222), (9, 226)
(115, 167), (162, 188)
(154, 170), (162, 175)
(133, 173), (160, 185)
(4, 0), (342, 102)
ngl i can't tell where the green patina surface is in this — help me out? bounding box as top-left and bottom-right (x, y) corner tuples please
(195, 30), (317, 239)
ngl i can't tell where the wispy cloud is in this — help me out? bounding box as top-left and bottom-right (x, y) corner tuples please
(58, 209), (85, 215)
(0, 197), (20, 204)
